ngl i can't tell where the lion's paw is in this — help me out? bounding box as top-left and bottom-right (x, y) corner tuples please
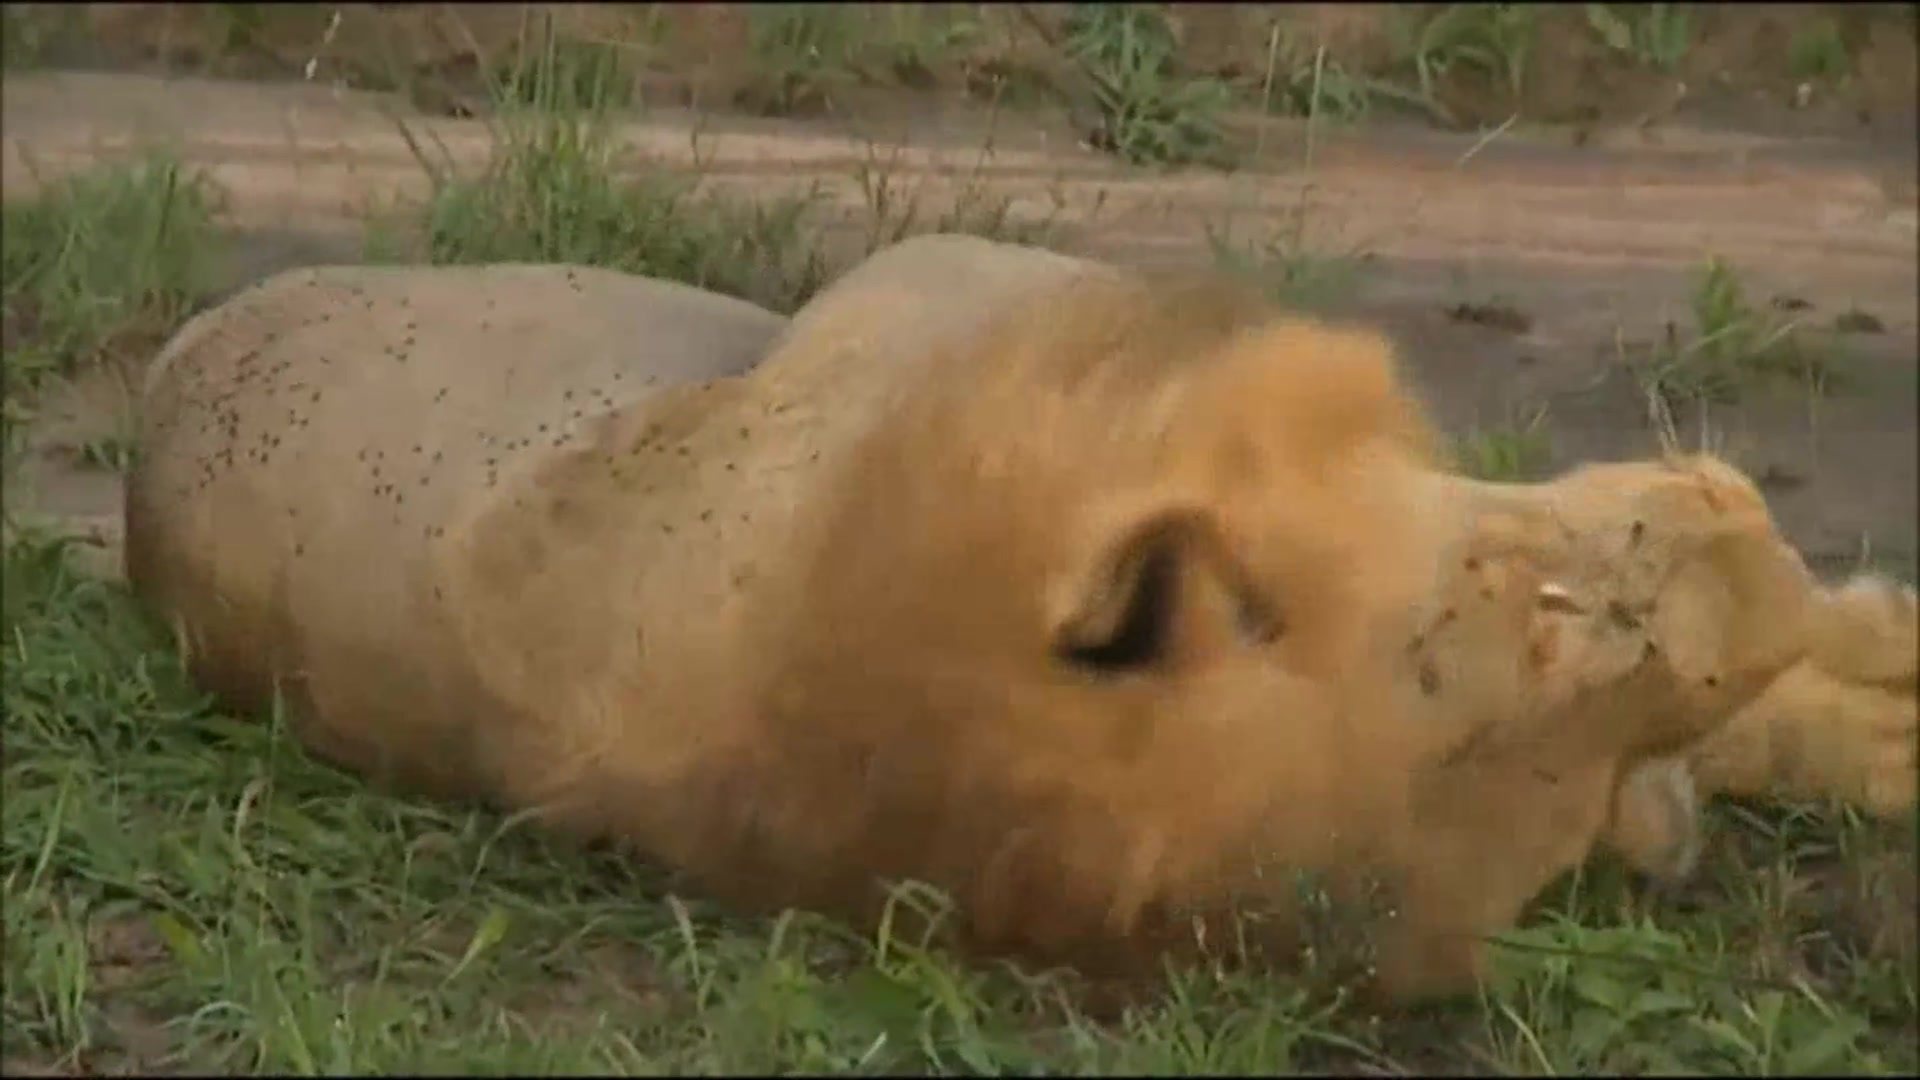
(1689, 573), (1918, 817)
(1811, 573), (1918, 689)
(1605, 757), (1704, 883)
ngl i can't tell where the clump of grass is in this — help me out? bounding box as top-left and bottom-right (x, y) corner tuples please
(851, 134), (1069, 256)
(1481, 913), (1884, 1073)
(1497, 794), (1917, 1075)
(1061, 4), (1234, 168)
(0, 3), (88, 70)
(1584, 3), (1693, 74)
(1787, 17), (1851, 82)
(371, 124), (827, 314)
(1395, 3), (1540, 124)
(732, 4), (985, 113)
(1, 153), (224, 392)
(854, 162), (1064, 255)
(1644, 256), (1839, 407)
(736, 3), (868, 117)
(874, 3), (984, 89)
(207, 1), (267, 55)
(1456, 407), (1554, 481)
(75, 432), (138, 474)
(369, 34), (828, 314)
(1204, 213), (1368, 311)
(492, 37), (643, 111)
(1254, 23), (1380, 125)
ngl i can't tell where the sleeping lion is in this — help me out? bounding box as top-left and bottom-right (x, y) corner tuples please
(125, 236), (1916, 1001)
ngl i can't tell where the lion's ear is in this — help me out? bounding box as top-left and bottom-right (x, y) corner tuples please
(1048, 501), (1280, 674)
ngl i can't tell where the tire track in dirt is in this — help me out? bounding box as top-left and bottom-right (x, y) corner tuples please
(4, 73), (1914, 310)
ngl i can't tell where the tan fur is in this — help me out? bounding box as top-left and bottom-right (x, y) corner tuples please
(1692, 573), (1916, 812)
(127, 238), (1915, 1004)
(126, 264), (786, 799)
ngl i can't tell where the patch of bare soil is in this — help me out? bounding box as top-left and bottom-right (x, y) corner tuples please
(2, 68), (1914, 580)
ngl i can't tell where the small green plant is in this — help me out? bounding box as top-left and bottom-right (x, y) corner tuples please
(0, 3), (86, 70)
(1643, 256), (1837, 406)
(1787, 17), (1850, 82)
(874, 4), (982, 88)
(1585, 3), (1693, 73)
(1400, 4), (1540, 119)
(1483, 915), (1882, 1073)
(493, 37), (640, 111)
(852, 136), (1067, 256)
(1204, 214), (1366, 311)
(1061, 4), (1234, 167)
(0, 395), (31, 482)
(1256, 25), (1377, 124)
(738, 3), (867, 116)
(735, 4), (981, 108)
(208, 2), (266, 53)
(1456, 408), (1554, 481)
(75, 433), (137, 474)
(1, 153), (223, 392)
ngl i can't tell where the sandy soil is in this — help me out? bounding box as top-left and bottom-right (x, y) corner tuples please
(4, 69), (1915, 579)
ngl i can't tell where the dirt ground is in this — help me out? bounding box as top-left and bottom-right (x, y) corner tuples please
(3, 40), (1917, 580)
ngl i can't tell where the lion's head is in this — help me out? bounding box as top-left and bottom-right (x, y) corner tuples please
(700, 263), (1818, 991)
(699, 273), (1485, 971)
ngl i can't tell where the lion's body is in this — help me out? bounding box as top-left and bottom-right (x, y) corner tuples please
(127, 238), (1916, 1001)
(127, 265), (787, 800)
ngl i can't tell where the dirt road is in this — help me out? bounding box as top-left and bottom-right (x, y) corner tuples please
(5, 70), (1916, 577)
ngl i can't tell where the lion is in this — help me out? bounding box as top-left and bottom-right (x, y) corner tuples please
(125, 237), (1917, 1002)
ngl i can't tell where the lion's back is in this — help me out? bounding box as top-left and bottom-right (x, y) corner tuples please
(125, 263), (785, 788)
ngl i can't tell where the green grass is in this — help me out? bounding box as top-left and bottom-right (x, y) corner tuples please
(493, 36), (644, 113)
(1391, 3), (1540, 125)
(1, 152), (224, 393)
(1456, 408), (1554, 482)
(72, 431), (137, 475)
(364, 38), (830, 316)
(852, 135), (1068, 257)
(871, 4), (985, 90)
(369, 23), (1074, 314)
(1787, 17), (1851, 83)
(1642, 256), (1842, 408)
(1204, 215), (1369, 312)
(0, 2), (87, 71)
(732, 4), (980, 116)
(1251, 24), (1381, 126)
(0, 150), (224, 485)
(1584, 3), (1694, 75)
(736, 3), (868, 117)
(1060, 4), (1235, 168)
